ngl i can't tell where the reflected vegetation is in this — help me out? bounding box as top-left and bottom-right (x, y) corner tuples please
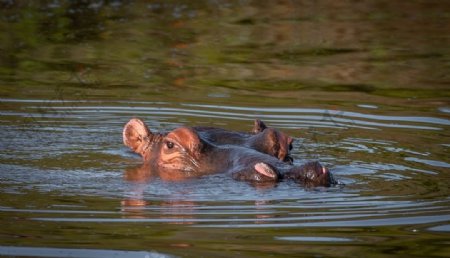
(0, 0), (450, 257)
(1, 0), (449, 102)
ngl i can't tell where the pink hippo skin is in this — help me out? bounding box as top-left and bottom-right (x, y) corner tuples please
(123, 118), (336, 186)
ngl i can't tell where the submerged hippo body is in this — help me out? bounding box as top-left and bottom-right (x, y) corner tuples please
(123, 118), (337, 187)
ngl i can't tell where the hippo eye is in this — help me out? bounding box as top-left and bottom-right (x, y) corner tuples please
(166, 141), (174, 149)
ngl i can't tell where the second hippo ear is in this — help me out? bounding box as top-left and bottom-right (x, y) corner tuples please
(123, 118), (152, 156)
(165, 127), (204, 159)
(252, 119), (268, 133)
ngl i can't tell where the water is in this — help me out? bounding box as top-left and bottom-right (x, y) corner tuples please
(0, 1), (449, 257)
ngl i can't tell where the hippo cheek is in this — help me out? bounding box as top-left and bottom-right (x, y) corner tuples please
(158, 161), (188, 171)
(158, 153), (199, 173)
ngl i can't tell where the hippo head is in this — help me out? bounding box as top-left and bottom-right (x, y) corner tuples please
(123, 118), (211, 177)
(251, 119), (294, 163)
(283, 161), (338, 187)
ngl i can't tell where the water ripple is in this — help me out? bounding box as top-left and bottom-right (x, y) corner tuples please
(193, 214), (450, 228)
(2, 100), (446, 131)
(1, 98), (449, 235)
(275, 236), (353, 242)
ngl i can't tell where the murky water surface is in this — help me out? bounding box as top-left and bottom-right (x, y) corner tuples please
(0, 1), (449, 257)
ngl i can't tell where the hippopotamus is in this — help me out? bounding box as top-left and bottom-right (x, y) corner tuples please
(123, 118), (336, 187)
(124, 118), (294, 163)
(192, 119), (293, 163)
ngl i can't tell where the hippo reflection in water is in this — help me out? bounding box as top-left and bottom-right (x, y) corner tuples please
(123, 118), (337, 187)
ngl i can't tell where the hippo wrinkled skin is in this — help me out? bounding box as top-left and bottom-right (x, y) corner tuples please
(123, 118), (336, 187)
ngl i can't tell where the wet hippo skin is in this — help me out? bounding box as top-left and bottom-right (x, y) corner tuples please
(194, 119), (294, 163)
(123, 118), (336, 187)
(124, 118), (294, 162)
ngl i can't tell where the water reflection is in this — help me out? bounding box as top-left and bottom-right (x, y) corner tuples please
(275, 236), (353, 242)
(0, 246), (171, 258)
(121, 163), (198, 222)
(121, 163), (278, 223)
(1, 1), (449, 101)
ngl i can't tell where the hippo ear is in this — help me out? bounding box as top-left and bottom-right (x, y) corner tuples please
(123, 118), (152, 155)
(252, 119), (267, 133)
(166, 127), (204, 159)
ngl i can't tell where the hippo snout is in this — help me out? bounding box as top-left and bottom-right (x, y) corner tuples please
(283, 161), (337, 187)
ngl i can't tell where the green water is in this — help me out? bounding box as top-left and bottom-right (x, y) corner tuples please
(0, 1), (449, 257)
